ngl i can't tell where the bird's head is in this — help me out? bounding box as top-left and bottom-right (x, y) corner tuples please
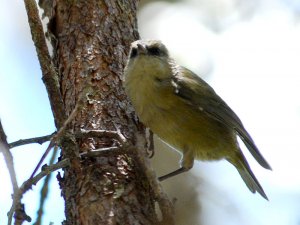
(129, 40), (169, 59)
(124, 40), (174, 82)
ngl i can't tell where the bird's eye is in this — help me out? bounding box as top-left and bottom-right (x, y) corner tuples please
(130, 48), (138, 58)
(147, 46), (161, 56)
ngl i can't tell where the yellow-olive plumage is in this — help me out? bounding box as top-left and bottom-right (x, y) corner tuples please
(124, 40), (271, 200)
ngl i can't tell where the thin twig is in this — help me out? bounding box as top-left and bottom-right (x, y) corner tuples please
(24, 0), (66, 128)
(0, 120), (18, 193)
(25, 159), (69, 194)
(0, 121), (31, 225)
(29, 93), (87, 179)
(33, 146), (59, 225)
(54, 97), (85, 143)
(7, 159), (70, 225)
(9, 133), (54, 149)
(0, 121), (25, 225)
(27, 159), (69, 193)
(29, 142), (55, 179)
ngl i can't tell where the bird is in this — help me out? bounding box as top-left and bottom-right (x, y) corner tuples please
(123, 39), (271, 200)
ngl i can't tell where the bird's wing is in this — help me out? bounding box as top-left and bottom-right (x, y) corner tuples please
(173, 66), (271, 170)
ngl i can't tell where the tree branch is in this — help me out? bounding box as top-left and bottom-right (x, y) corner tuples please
(7, 158), (70, 225)
(29, 141), (55, 179)
(9, 133), (54, 149)
(33, 146), (59, 225)
(0, 120), (18, 193)
(24, 0), (66, 128)
(0, 121), (31, 225)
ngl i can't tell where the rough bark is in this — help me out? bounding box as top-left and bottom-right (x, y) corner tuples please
(43, 0), (158, 224)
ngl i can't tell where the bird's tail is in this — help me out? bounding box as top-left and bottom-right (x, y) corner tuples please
(228, 153), (268, 200)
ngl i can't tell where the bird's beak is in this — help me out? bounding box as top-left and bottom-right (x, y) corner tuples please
(136, 43), (147, 55)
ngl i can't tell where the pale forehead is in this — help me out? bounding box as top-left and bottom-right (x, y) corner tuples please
(131, 39), (165, 48)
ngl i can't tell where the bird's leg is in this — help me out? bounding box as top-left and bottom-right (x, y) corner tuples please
(159, 148), (194, 181)
(159, 167), (190, 181)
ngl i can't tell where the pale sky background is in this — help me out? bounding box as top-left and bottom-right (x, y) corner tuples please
(1, 0), (300, 224)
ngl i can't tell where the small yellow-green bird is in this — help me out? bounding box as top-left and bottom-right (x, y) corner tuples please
(124, 40), (271, 200)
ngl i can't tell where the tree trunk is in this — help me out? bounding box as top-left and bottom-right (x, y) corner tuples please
(44, 0), (159, 224)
